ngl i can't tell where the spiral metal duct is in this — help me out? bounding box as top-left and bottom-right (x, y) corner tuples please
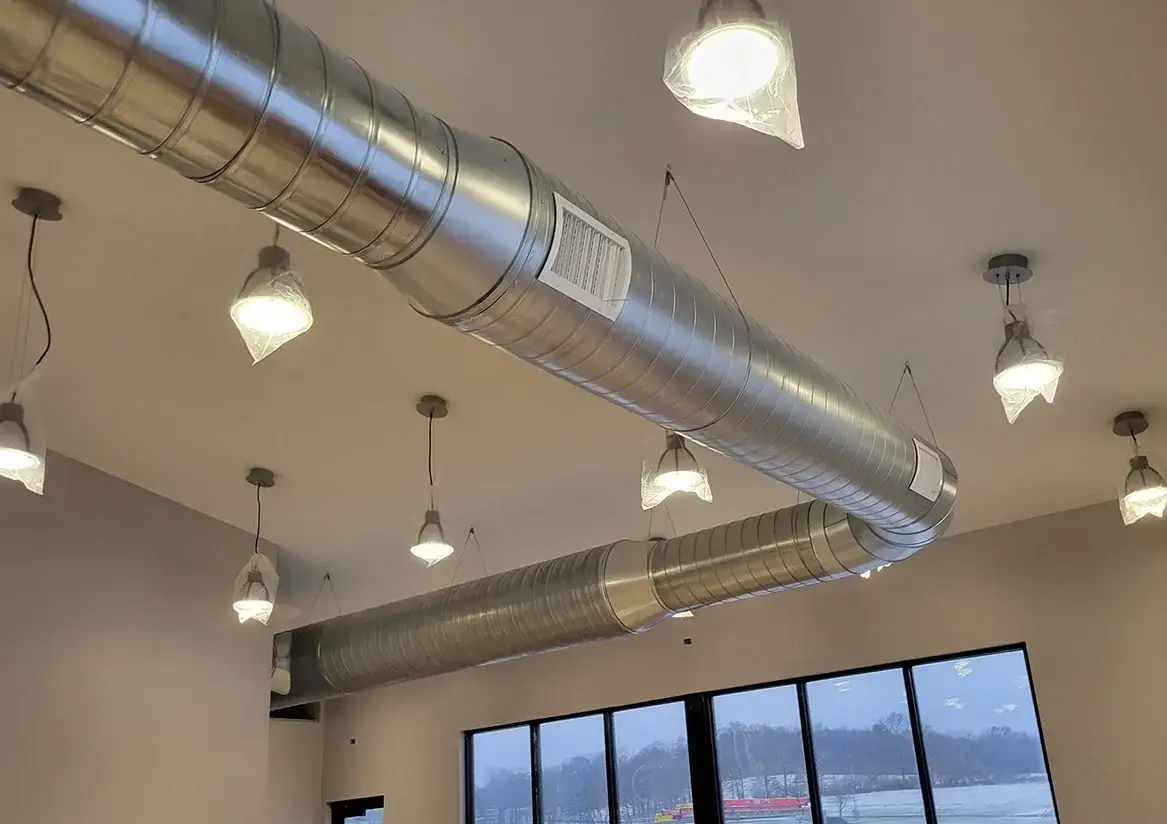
(3, 0), (958, 706)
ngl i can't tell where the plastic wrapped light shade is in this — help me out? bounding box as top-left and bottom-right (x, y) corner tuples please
(411, 509), (454, 567)
(641, 433), (713, 510)
(229, 247), (313, 364)
(232, 552), (279, 625)
(664, 3), (803, 148)
(992, 316), (1063, 424)
(0, 374), (47, 495)
(1120, 458), (1167, 526)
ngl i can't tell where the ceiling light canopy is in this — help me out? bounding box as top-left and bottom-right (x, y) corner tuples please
(410, 394), (457, 567)
(664, 0), (803, 148)
(1113, 411), (1167, 526)
(642, 432), (712, 510)
(233, 467), (280, 625)
(984, 254), (1063, 424)
(230, 234), (313, 364)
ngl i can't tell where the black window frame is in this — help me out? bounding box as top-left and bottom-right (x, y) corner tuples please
(330, 795), (385, 824)
(464, 643), (1060, 824)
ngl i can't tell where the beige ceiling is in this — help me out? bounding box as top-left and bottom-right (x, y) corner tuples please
(2, 0), (1165, 628)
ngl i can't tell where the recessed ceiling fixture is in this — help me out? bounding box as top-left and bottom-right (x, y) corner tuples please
(642, 432), (713, 510)
(983, 254), (1063, 424)
(664, 0), (803, 148)
(232, 467), (281, 625)
(411, 395), (455, 566)
(229, 224), (313, 364)
(1112, 411), (1167, 526)
(1, 188), (62, 494)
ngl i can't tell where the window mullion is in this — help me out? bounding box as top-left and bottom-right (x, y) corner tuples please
(903, 667), (940, 824)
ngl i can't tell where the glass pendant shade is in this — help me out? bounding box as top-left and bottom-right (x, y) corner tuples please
(1120, 456), (1167, 526)
(411, 508), (455, 566)
(230, 245), (313, 364)
(642, 432), (712, 510)
(664, 0), (803, 147)
(232, 552), (279, 624)
(992, 320), (1063, 424)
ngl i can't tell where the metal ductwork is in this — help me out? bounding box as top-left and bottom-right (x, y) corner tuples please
(2, 0), (958, 707)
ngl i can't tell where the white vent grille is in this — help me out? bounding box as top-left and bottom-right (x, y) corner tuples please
(540, 193), (631, 321)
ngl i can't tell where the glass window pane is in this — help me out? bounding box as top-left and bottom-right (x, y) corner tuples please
(807, 669), (927, 824)
(614, 702), (696, 823)
(713, 685), (812, 821)
(342, 810), (383, 824)
(912, 650), (1057, 823)
(473, 726), (534, 824)
(540, 714), (611, 824)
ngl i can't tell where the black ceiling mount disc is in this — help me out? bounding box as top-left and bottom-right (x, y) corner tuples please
(1113, 410), (1149, 438)
(983, 252), (1033, 286)
(12, 187), (63, 222)
(247, 467), (276, 488)
(416, 394), (449, 419)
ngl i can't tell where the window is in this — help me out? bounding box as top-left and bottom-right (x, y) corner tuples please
(472, 725), (534, 824)
(613, 702), (696, 823)
(465, 646), (1058, 824)
(806, 668), (927, 823)
(912, 649), (1057, 822)
(330, 796), (383, 824)
(713, 685), (810, 821)
(540, 714), (610, 824)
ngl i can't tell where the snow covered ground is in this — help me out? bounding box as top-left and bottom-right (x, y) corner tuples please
(819, 781), (1056, 822)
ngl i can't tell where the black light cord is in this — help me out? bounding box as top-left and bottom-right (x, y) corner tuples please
(426, 410), (436, 508)
(9, 215), (50, 402)
(253, 483), (263, 554)
(27, 215), (50, 372)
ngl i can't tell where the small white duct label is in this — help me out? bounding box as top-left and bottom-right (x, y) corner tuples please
(540, 193), (631, 321)
(910, 439), (944, 502)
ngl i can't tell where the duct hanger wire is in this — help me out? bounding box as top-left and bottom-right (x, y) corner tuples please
(447, 526), (489, 586)
(795, 361), (939, 507)
(653, 165), (753, 435)
(306, 572), (343, 623)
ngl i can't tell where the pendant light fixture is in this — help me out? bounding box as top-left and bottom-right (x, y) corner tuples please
(410, 394), (455, 566)
(1113, 411), (1167, 526)
(664, 0), (803, 148)
(983, 254), (1064, 424)
(642, 431), (712, 510)
(232, 467), (281, 624)
(229, 224), (313, 364)
(1, 188), (61, 494)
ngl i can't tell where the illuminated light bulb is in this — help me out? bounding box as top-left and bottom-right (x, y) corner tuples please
(859, 564), (891, 580)
(1120, 457), (1167, 526)
(230, 244), (313, 364)
(992, 320), (1063, 424)
(233, 575), (275, 625)
(232, 554), (279, 625)
(685, 23), (781, 101)
(642, 432), (712, 510)
(411, 509), (454, 566)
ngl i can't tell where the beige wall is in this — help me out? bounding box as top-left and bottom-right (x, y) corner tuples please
(0, 456), (272, 824)
(321, 501), (1167, 822)
(269, 719), (325, 824)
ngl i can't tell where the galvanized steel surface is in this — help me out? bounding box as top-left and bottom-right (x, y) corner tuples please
(3, 0), (958, 707)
